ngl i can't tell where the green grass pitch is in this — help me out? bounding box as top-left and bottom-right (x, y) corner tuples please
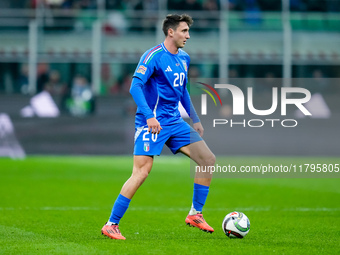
(0, 156), (339, 254)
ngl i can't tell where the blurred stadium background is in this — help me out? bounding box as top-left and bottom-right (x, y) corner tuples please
(0, 0), (340, 157)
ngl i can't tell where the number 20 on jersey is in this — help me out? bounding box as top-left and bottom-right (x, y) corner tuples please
(173, 72), (185, 87)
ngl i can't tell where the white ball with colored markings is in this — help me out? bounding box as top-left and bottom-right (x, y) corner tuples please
(222, 211), (250, 238)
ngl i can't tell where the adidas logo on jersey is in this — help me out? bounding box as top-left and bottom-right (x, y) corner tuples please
(165, 66), (172, 72)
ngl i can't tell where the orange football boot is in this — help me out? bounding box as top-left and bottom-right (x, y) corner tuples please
(185, 213), (214, 233)
(101, 223), (126, 240)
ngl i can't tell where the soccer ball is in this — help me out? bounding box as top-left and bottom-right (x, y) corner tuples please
(222, 211), (250, 238)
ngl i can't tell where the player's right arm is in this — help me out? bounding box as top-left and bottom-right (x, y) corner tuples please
(129, 77), (162, 134)
(130, 46), (163, 134)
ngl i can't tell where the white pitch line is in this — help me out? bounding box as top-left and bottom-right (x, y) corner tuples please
(40, 206), (101, 211)
(129, 206), (340, 212)
(128, 206), (272, 212)
(283, 207), (340, 212)
(0, 207), (100, 211)
(0, 206), (339, 212)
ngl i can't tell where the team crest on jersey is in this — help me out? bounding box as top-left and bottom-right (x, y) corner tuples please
(144, 142), (150, 152)
(137, 65), (147, 75)
(182, 60), (187, 72)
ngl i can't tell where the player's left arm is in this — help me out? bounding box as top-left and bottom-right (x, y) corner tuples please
(180, 88), (204, 137)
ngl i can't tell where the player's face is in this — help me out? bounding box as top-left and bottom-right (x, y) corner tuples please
(172, 21), (190, 49)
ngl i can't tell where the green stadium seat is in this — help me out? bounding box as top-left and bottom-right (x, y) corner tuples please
(290, 13), (304, 30)
(307, 13), (325, 30)
(228, 12), (243, 30)
(262, 13), (282, 30)
(327, 17), (340, 31)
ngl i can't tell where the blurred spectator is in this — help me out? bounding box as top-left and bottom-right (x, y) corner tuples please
(121, 73), (133, 95)
(110, 73), (133, 95)
(229, 68), (245, 91)
(244, 0), (262, 25)
(110, 81), (120, 95)
(201, 0), (220, 31)
(168, 0), (180, 10)
(9, 1), (31, 8)
(36, 63), (50, 94)
(45, 0), (66, 9)
(203, 0), (220, 11)
(134, 0), (158, 11)
(71, 74), (91, 97)
(228, 0), (235, 10)
(43, 70), (66, 96)
(30, 0), (97, 9)
(134, 0), (158, 32)
(227, 0), (244, 11)
(66, 74), (95, 115)
(77, 0), (97, 10)
(100, 63), (111, 95)
(168, 0), (203, 11)
(229, 68), (239, 78)
(104, 11), (128, 35)
(252, 72), (277, 93)
(106, 0), (124, 10)
(1, 0), (338, 12)
(17, 64), (29, 94)
(290, 0), (307, 11)
(181, 0), (202, 10)
(306, 0), (327, 12)
(310, 69), (329, 94)
(189, 66), (201, 79)
(262, 72), (277, 91)
(60, 0), (73, 9)
(326, 0), (340, 12)
(257, 0), (281, 11)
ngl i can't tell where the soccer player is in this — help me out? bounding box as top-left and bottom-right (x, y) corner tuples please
(101, 14), (216, 240)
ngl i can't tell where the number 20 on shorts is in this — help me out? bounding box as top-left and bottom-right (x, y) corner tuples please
(142, 127), (158, 142)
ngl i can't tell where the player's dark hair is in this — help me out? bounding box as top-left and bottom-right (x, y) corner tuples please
(162, 14), (193, 36)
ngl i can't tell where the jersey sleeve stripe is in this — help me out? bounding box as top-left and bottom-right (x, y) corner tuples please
(143, 46), (163, 64)
(143, 45), (161, 63)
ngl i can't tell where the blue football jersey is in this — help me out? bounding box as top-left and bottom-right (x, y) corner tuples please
(132, 43), (192, 126)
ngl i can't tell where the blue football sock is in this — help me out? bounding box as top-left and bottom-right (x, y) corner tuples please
(109, 194), (131, 224)
(192, 183), (209, 212)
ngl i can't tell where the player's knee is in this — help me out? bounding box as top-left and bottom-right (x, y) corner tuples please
(139, 169), (150, 181)
(133, 156), (153, 181)
(204, 153), (216, 166)
(133, 167), (150, 181)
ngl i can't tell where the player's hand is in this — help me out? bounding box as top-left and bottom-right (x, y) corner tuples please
(193, 122), (204, 137)
(147, 117), (162, 134)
